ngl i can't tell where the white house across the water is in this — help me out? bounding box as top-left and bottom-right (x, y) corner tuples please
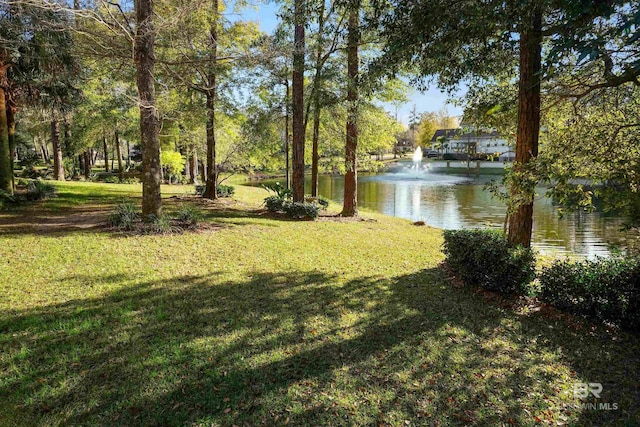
(430, 126), (515, 160)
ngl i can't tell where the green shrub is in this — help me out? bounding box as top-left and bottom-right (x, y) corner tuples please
(284, 201), (320, 219)
(18, 151), (40, 168)
(120, 177), (140, 184)
(264, 196), (320, 219)
(217, 184), (235, 198)
(265, 195), (286, 212)
(21, 166), (47, 179)
(175, 205), (203, 227)
(305, 196), (330, 210)
(539, 257), (640, 331)
(0, 189), (16, 209)
(25, 180), (56, 201)
(195, 184), (235, 198)
(442, 229), (536, 295)
(104, 175), (120, 183)
(108, 199), (139, 231)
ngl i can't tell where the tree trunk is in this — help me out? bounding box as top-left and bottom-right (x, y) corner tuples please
(292, 0), (305, 202)
(37, 137), (47, 163)
(135, 0), (162, 218)
(63, 117), (74, 176)
(115, 129), (123, 177)
(190, 144), (198, 184)
(103, 132), (109, 172)
(7, 96), (16, 190)
(44, 139), (50, 163)
(310, 2), (326, 198)
(284, 79), (290, 190)
(204, 0), (219, 200)
(83, 150), (91, 179)
(183, 145), (190, 182)
(51, 117), (65, 181)
(507, 9), (542, 248)
(311, 102), (321, 197)
(0, 75), (12, 194)
(42, 137), (50, 164)
(126, 140), (131, 168)
(342, 2), (360, 217)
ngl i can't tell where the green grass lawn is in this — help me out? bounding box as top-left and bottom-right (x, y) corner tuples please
(1, 181), (639, 426)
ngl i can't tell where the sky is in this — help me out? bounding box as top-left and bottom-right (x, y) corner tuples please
(228, 2), (465, 126)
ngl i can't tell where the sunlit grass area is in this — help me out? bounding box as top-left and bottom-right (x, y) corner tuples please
(0, 180), (639, 426)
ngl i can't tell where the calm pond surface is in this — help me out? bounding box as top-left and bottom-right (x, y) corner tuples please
(257, 161), (629, 258)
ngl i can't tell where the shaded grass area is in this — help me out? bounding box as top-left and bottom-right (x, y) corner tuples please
(1, 181), (639, 426)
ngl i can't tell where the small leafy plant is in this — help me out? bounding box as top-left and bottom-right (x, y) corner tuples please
(108, 199), (139, 231)
(25, 180), (56, 201)
(175, 205), (203, 227)
(262, 182), (292, 200)
(144, 214), (174, 234)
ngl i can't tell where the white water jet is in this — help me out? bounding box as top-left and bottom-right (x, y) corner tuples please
(412, 146), (423, 169)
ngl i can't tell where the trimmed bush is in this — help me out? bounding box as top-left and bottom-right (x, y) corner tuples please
(539, 257), (640, 331)
(443, 229), (536, 295)
(265, 195), (286, 212)
(264, 196), (320, 219)
(284, 201), (320, 219)
(194, 184), (235, 198)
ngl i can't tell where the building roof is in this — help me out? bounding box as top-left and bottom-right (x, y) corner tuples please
(431, 128), (502, 142)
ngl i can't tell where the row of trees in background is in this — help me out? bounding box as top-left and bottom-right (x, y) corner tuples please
(0, 0), (408, 218)
(2, 1), (639, 245)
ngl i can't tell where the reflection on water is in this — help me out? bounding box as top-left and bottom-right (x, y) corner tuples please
(260, 167), (629, 258)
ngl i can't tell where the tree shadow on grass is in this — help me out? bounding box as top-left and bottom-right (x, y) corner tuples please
(0, 197), (279, 237)
(1, 268), (638, 426)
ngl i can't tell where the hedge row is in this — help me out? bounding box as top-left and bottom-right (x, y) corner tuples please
(443, 229), (640, 333)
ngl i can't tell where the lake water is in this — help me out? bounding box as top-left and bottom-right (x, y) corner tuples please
(259, 161), (629, 258)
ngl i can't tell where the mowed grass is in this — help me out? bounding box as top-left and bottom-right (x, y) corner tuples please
(1, 181), (639, 426)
